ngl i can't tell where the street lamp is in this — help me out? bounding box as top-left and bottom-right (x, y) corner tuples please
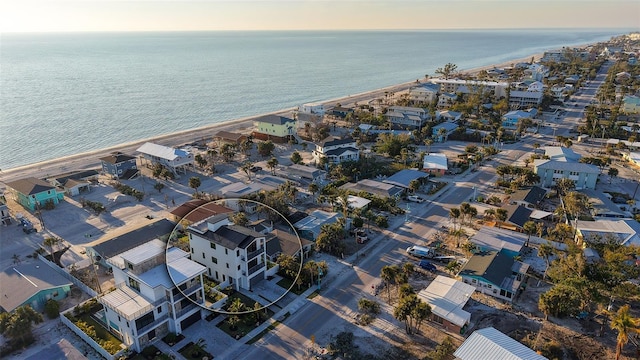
(317, 266), (323, 290)
(405, 203), (410, 222)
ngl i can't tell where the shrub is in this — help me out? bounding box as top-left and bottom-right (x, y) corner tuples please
(44, 299), (60, 319)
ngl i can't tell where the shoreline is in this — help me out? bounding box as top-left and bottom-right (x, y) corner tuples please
(1, 51), (544, 184)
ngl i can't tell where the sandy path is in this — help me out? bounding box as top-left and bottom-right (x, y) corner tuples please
(0, 53), (543, 185)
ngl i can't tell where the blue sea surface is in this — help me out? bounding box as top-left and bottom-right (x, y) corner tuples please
(0, 29), (629, 169)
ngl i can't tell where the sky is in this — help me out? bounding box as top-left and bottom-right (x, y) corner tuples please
(1, 0), (638, 33)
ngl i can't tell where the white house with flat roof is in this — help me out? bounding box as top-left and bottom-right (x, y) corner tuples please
(432, 79), (508, 98)
(575, 219), (640, 246)
(100, 239), (206, 353)
(423, 153), (448, 176)
(188, 214), (267, 292)
(136, 142), (194, 176)
(509, 90), (543, 109)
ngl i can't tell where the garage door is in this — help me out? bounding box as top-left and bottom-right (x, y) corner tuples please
(180, 311), (201, 331)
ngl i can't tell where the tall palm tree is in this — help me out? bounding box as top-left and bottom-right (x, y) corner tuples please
(43, 237), (62, 265)
(381, 265), (398, 302)
(449, 208), (461, 231)
(523, 221), (537, 247)
(609, 304), (640, 360)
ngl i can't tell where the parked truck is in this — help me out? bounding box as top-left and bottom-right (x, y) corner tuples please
(406, 245), (435, 258)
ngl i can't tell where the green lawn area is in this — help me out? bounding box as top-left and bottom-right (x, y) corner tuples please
(178, 342), (213, 360)
(276, 277), (308, 295)
(77, 314), (123, 353)
(128, 345), (171, 360)
(216, 292), (276, 340)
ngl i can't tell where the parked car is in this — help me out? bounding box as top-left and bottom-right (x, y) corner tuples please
(20, 218), (36, 234)
(355, 229), (368, 244)
(250, 166), (262, 172)
(407, 195), (425, 203)
(419, 260), (436, 272)
(406, 245), (435, 258)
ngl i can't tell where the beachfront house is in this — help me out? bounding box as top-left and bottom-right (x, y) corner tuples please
(432, 79), (508, 98)
(99, 239), (206, 352)
(0, 259), (72, 313)
(5, 177), (65, 211)
(252, 114), (296, 143)
(312, 136), (359, 165)
(136, 142), (194, 176)
(187, 214), (268, 291)
(408, 83), (440, 104)
(47, 170), (99, 197)
(100, 151), (139, 180)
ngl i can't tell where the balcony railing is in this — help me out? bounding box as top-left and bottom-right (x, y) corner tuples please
(171, 283), (203, 302)
(246, 247), (264, 260)
(174, 302), (201, 319)
(135, 313), (169, 337)
(248, 262), (266, 276)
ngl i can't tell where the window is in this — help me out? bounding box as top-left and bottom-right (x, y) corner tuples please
(211, 257), (217, 264)
(191, 248), (194, 253)
(225, 249), (228, 255)
(210, 243), (216, 249)
(237, 250), (240, 257)
(128, 263), (134, 270)
(157, 306), (162, 314)
(129, 277), (140, 291)
(208, 268), (211, 276)
(237, 265), (241, 271)
(226, 263), (229, 269)
(215, 271), (219, 280)
(202, 252), (205, 259)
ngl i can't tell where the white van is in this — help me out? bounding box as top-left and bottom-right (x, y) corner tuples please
(406, 245), (434, 258)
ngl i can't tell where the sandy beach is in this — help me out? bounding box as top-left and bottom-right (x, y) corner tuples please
(0, 52), (543, 186)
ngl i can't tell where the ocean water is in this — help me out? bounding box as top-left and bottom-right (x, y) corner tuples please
(0, 29), (629, 170)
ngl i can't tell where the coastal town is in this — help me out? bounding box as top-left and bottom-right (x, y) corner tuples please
(1, 32), (640, 360)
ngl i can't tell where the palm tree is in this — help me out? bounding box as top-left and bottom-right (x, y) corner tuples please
(609, 304), (640, 360)
(424, 138), (434, 154)
(538, 242), (554, 280)
(188, 177), (201, 195)
(495, 208), (508, 228)
(240, 161), (253, 181)
(381, 265), (399, 302)
(267, 157), (279, 175)
(449, 208), (461, 231)
(43, 237), (62, 264)
(0, 305), (43, 344)
(308, 183), (319, 203)
(523, 221), (537, 247)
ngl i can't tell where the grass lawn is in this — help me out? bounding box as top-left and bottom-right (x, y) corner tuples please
(178, 342), (213, 360)
(77, 314), (123, 352)
(216, 307), (275, 340)
(276, 277), (308, 295)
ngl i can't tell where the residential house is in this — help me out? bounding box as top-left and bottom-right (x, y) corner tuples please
(581, 189), (628, 219)
(564, 74), (581, 85)
(470, 226), (528, 258)
(25, 339), (87, 360)
(423, 153), (448, 176)
(188, 214), (267, 291)
(501, 109), (538, 130)
(524, 63), (549, 82)
(340, 179), (403, 199)
(329, 105), (354, 119)
(347, 195), (371, 211)
(216, 182), (276, 214)
(408, 83), (439, 104)
(86, 219), (176, 268)
(550, 84), (570, 102)
(47, 170), (99, 197)
(534, 159), (599, 189)
(509, 186), (547, 209)
(312, 137), (359, 165)
(0, 259), (72, 313)
(100, 152), (138, 180)
(5, 177), (65, 211)
(458, 249), (529, 302)
(502, 204), (534, 230)
(384, 106), (432, 129)
(382, 169), (430, 190)
(100, 239), (206, 352)
(437, 93), (457, 108)
(300, 103), (325, 116)
(287, 164), (326, 183)
(543, 146), (582, 162)
(293, 210), (342, 241)
(622, 95), (640, 114)
(265, 229), (314, 262)
(417, 276), (474, 335)
(575, 219), (640, 246)
(541, 50), (566, 63)
(252, 114), (296, 142)
(436, 110), (462, 122)
(169, 199), (234, 223)
(454, 327), (548, 360)
(214, 131), (248, 146)
(432, 122), (458, 142)
(509, 90), (543, 109)
(136, 142), (194, 176)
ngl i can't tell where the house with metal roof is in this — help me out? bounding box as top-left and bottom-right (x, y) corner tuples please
(312, 136), (359, 164)
(214, 130), (248, 145)
(543, 146), (581, 162)
(252, 114), (296, 142)
(509, 90), (543, 109)
(188, 215), (267, 291)
(423, 153), (448, 176)
(501, 109), (538, 129)
(340, 179), (404, 199)
(454, 327), (548, 360)
(4, 177), (65, 211)
(417, 276), (474, 335)
(47, 170), (99, 197)
(25, 339), (88, 360)
(580, 189), (629, 219)
(100, 151), (138, 180)
(293, 209), (341, 241)
(470, 226), (529, 258)
(0, 259), (72, 313)
(86, 219), (176, 268)
(408, 83), (440, 104)
(136, 142), (194, 176)
(287, 164), (326, 183)
(458, 249), (529, 302)
(575, 219), (640, 246)
(437, 110), (462, 122)
(98, 239), (206, 353)
(382, 169), (430, 189)
(432, 122), (458, 142)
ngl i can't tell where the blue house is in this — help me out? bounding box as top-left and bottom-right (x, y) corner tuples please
(0, 259), (72, 312)
(5, 177), (64, 211)
(100, 151), (138, 179)
(501, 109), (537, 129)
